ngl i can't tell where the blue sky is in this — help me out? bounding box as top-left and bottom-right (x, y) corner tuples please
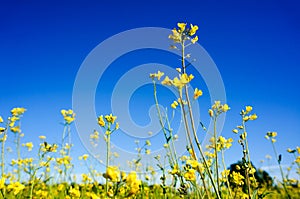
(0, 0), (299, 178)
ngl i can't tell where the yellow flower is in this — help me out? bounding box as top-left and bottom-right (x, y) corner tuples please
(171, 100), (178, 109)
(10, 126), (21, 133)
(105, 114), (117, 124)
(97, 115), (105, 127)
(191, 36), (198, 44)
(145, 140), (151, 146)
(295, 156), (300, 163)
(222, 104), (230, 112)
(7, 181), (25, 195)
(0, 127), (5, 133)
(208, 109), (214, 117)
(161, 76), (172, 85)
(287, 148), (295, 153)
(245, 106), (253, 113)
(170, 164), (180, 175)
(126, 171), (141, 195)
(23, 142), (33, 151)
(186, 159), (200, 169)
(150, 70), (164, 80)
(104, 166), (120, 182)
(39, 135), (46, 140)
(237, 125), (243, 129)
(79, 154), (89, 161)
(243, 116), (249, 122)
(266, 131), (277, 138)
(177, 22), (186, 32)
(69, 186), (81, 198)
(169, 28), (181, 43)
(193, 88), (203, 99)
(171, 73), (194, 89)
(232, 129), (238, 134)
(11, 107), (26, 116)
(61, 109), (75, 124)
(189, 24), (199, 36)
(0, 116), (3, 123)
(184, 169), (196, 181)
(145, 149), (151, 155)
(230, 171), (244, 186)
(249, 114), (258, 120)
(0, 177), (5, 189)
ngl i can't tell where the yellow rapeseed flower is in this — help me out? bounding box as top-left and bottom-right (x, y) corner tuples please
(69, 186), (81, 198)
(208, 109), (214, 117)
(61, 109), (75, 124)
(230, 171), (244, 186)
(0, 127), (5, 133)
(191, 36), (198, 44)
(23, 142), (33, 151)
(184, 169), (196, 181)
(189, 24), (199, 36)
(249, 114), (258, 120)
(245, 106), (253, 113)
(161, 76), (172, 85)
(149, 70), (164, 80)
(0, 116), (3, 123)
(7, 181), (25, 195)
(177, 22), (186, 32)
(0, 177), (5, 189)
(10, 126), (21, 133)
(11, 107), (26, 116)
(97, 115), (105, 127)
(169, 28), (181, 43)
(39, 135), (46, 140)
(104, 166), (120, 182)
(193, 88), (203, 99)
(171, 100), (178, 109)
(105, 114), (117, 124)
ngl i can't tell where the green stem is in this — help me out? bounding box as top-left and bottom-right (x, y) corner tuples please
(181, 37), (220, 199)
(1, 124), (8, 178)
(106, 131), (111, 194)
(271, 141), (291, 199)
(221, 150), (233, 198)
(17, 133), (21, 181)
(152, 80), (176, 165)
(213, 116), (221, 197)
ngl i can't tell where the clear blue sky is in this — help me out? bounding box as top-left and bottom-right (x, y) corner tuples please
(0, 0), (299, 178)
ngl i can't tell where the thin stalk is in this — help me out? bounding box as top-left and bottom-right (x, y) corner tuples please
(178, 90), (195, 159)
(67, 125), (71, 156)
(221, 150), (233, 198)
(1, 123), (8, 178)
(181, 39), (220, 199)
(213, 116), (221, 197)
(242, 120), (251, 163)
(17, 133), (21, 181)
(152, 80), (176, 165)
(271, 141), (291, 199)
(105, 132), (110, 194)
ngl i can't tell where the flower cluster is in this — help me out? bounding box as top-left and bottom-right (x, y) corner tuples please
(169, 23), (199, 44)
(61, 109), (75, 124)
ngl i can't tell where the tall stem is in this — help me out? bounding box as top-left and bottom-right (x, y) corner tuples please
(271, 142), (291, 199)
(213, 116), (221, 197)
(106, 132), (110, 194)
(181, 38), (220, 199)
(221, 150), (232, 198)
(17, 133), (21, 181)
